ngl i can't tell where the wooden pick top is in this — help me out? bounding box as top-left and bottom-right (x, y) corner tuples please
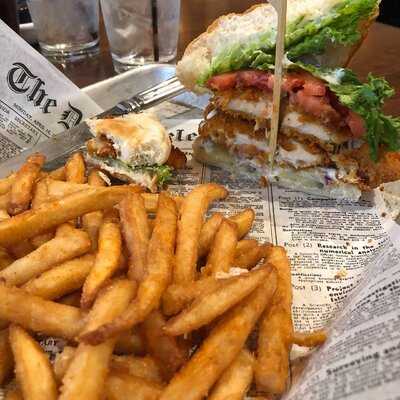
(268, 0), (288, 168)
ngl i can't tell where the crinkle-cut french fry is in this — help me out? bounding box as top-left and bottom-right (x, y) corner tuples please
(198, 213), (223, 258)
(5, 386), (23, 400)
(228, 208), (255, 239)
(0, 228), (91, 286)
(160, 267), (277, 400)
(0, 283), (83, 339)
(234, 244), (270, 270)
(208, 349), (254, 400)
(54, 345), (163, 384)
(48, 166), (66, 181)
(0, 185), (142, 247)
(0, 329), (13, 385)
(59, 280), (136, 400)
(81, 170), (107, 251)
(162, 276), (223, 316)
(0, 173), (16, 196)
(255, 246), (293, 395)
(80, 193), (177, 344)
(141, 310), (187, 381)
(8, 240), (35, 259)
(174, 184), (228, 284)
(81, 221), (122, 308)
(7, 153), (45, 216)
(65, 152), (86, 184)
(292, 330), (327, 347)
(164, 266), (273, 336)
(119, 193), (150, 282)
(22, 254), (95, 300)
(106, 372), (163, 400)
(204, 219), (237, 276)
(114, 331), (146, 356)
(9, 325), (58, 400)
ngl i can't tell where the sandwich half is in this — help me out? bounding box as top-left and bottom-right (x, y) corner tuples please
(177, 0), (400, 200)
(86, 112), (186, 192)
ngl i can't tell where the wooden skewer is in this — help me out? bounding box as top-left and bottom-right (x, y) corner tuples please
(268, 0), (288, 169)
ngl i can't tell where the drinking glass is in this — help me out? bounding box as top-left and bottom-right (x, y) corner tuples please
(27, 0), (99, 57)
(101, 0), (181, 72)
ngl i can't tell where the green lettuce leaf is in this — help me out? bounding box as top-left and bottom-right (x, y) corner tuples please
(292, 62), (400, 161)
(94, 156), (173, 186)
(198, 0), (378, 85)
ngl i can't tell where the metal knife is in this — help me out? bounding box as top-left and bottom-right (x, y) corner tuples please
(0, 76), (185, 178)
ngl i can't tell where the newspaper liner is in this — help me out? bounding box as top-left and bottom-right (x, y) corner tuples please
(1, 21), (400, 399)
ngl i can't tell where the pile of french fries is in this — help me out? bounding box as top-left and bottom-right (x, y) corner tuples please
(0, 152), (327, 400)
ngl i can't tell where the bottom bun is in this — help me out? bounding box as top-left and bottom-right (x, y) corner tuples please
(193, 137), (362, 201)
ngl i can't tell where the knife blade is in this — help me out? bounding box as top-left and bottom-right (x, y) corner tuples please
(0, 76), (185, 178)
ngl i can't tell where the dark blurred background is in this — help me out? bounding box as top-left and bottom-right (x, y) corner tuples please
(378, 0), (400, 27)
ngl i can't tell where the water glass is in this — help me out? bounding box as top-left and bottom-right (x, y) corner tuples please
(101, 0), (181, 72)
(27, 0), (100, 57)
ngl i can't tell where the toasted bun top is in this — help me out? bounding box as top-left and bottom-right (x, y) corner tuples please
(177, 0), (379, 92)
(87, 112), (171, 166)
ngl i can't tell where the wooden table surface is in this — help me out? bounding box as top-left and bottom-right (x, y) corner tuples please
(52, 0), (400, 116)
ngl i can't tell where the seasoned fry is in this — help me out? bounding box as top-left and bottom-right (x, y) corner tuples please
(0, 209), (10, 221)
(0, 185), (142, 247)
(115, 331), (146, 355)
(140, 310), (187, 380)
(164, 266), (272, 336)
(22, 254), (95, 300)
(106, 372), (163, 400)
(0, 284), (83, 339)
(81, 170), (107, 251)
(46, 180), (90, 199)
(54, 346), (163, 384)
(5, 386), (23, 400)
(208, 349), (254, 400)
(235, 239), (258, 255)
(81, 222), (122, 308)
(48, 166), (66, 181)
(198, 213), (223, 258)
(0, 329), (13, 385)
(0, 228), (91, 286)
(59, 291), (82, 307)
(31, 178), (49, 209)
(65, 152), (86, 184)
(0, 173), (16, 195)
(255, 246), (293, 395)
(204, 219), (238, 276)
(120, 193), (150, 282)
(9, 324), (58, 400)
(8, 240), (35, 259)
(59, 280), (136, 400)
(229, 208), (255, 239)
(162, 276), (223, 316)
(0, 247), (14, 271)
(160, 269), (277, 400)
(174, 184), (228, 284)
(235, 244), (270, 270)
(0, 192), (10, 209)
(7, 153), (45, 215)
(292, 330), (327, 347)
(81, 193), (177, 344)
